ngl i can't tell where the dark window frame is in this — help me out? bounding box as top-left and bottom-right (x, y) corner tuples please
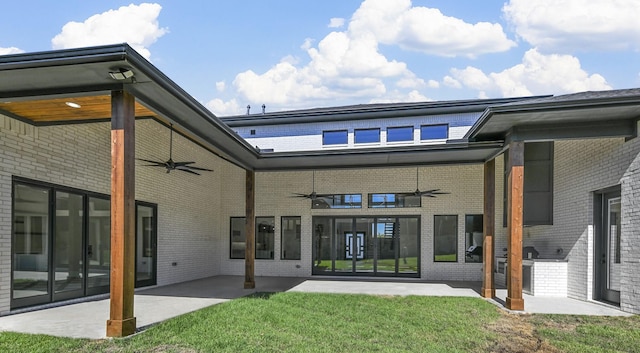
(354, 128), (380, 144)
(229, 216), (246, 259)
(420, 124), (449, 140)
(464, 214), (483, 263)
(322, 130), (348, 145)
(255, 216), (275, 260)
(311, 194), (362, 209)
(433, 214), (458, 263)
(386, 126), (414, 142)
(281, 216), (301, 260)
(367, 193), (421, 208)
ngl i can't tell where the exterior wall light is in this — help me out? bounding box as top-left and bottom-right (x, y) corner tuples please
(109, 68), (134, 80)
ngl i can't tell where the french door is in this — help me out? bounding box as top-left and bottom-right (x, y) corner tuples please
(596, 189), (622, 304)
(11, 179), (157, 309)
(312, 216), (420, 277)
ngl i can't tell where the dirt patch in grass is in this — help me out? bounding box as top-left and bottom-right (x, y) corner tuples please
(486, 312), (562, 353)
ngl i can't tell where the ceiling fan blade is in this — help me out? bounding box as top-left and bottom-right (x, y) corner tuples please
(184, 165), (214, 172)
(173, 161), (195, 167)
(175, 167), (200, 175)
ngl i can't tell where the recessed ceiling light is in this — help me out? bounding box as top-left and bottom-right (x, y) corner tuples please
(65, 101), (81, 108)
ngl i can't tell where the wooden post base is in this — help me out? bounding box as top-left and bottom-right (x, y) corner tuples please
(506, 297), (524, 311)
(244, 281), (255, 289)
(480, 287), (495, 299)
(106, 317), (137, 337)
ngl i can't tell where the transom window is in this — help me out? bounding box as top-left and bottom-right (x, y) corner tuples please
(420, 124), (448, 140)
(311, 194), (362, 209)
(368, 193), (421, 208)
(354, 128), (380, 144)
(387, 126), (413, 142)
(322, 130), (348, 145)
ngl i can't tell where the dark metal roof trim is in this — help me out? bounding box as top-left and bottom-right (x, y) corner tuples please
(221, 96), (548, 127)
(465, 89), (640, 141)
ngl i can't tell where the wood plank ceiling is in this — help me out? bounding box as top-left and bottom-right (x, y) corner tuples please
(0, 95), (157, 123)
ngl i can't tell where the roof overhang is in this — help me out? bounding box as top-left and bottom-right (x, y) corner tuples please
(466, 90), (640, 142)
(253, 141), (503, 171)
(0, 44), (260, 170)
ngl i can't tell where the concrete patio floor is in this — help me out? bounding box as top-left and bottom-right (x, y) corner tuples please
(0, 275), (631, 339)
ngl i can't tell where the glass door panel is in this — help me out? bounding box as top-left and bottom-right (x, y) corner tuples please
(605, 197), (621, 302)
(355, 218), (375, 273)
(312, 218), (333, 273)
(398, 217), (419, 275)
(12, 184), (51, 307)
(136, 204), (156, 287)
(87, 197), (110, 294)
(376, 218), (397, 274)
(53, 191), (84, 301)
(334, 218), (353, 273)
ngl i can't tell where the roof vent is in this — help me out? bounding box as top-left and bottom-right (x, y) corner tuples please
(246, 105), (251, 115)
(262, 104), (266, 114)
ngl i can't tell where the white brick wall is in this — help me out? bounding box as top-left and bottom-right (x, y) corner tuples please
(218, 165), (488, 281)
(0, 115), (229, 314)
(509, 136), (640, 313)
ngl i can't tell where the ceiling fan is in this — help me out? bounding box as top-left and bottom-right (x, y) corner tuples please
(291, 171), (335, 200)
(137, 123), (213, 175)
(398, 168), (449, 198)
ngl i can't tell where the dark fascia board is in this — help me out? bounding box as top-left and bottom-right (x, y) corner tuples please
(252, 140), (503, 171)
(0, 44), (260, 170)
(465, 92), (640, 141)
(221, 96), (548, 127)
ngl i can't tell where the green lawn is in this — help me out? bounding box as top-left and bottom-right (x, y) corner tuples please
(0, 293), (638, 353)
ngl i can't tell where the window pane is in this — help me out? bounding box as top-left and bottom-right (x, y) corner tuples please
(434, 215), (457, 262)
(387, 126), (413, 142)
(13, 183), (50, 301)
(281, 216), (301, 260)
(420, 124), (448, 140)
(312, 194), (362, 209)
(230, 217), (246, 259)
(54, 191), (84, 295)
(465, 215), (483, 263)
(322, 130), (348, 145)
(87, 197), (110, 291)
(368, 193), (421, 208)
(256, 217), (275, 259)
(136, 204), (156, 286)
(354, 128), (380, 143)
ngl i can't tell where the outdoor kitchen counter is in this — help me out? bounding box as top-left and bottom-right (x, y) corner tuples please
(495, 257), (568, 297)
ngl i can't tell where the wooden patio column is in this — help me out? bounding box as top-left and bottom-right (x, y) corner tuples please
(244, 169), (256, 289)
(107, 90), (137, 337)
(481, 158), (496, 298)
(506, 141), (525, 311)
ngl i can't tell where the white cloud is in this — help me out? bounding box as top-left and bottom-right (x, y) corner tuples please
(209, 0), (523, 110)
(51, 3), (167, 60)
(449, 48), (612, 97)
(206, 98), (242, 116)
(215, 81), (226, 92)
(328, 18), (345, 28)
(369, 89), (432, 104)
(349, 0), (516, 57)
(0, 47), (24, 55)
(443, 76), (462, 88)
(504, 0), (640, 52)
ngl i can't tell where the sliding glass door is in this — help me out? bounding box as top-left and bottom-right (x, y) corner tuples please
(11, 178), (157, 310)
(312, 216), (420, 277)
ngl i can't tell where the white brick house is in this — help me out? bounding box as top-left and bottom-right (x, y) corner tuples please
(0, 45), (638, 335)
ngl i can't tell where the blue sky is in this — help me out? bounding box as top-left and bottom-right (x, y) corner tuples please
(2, 0), (639, 115)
